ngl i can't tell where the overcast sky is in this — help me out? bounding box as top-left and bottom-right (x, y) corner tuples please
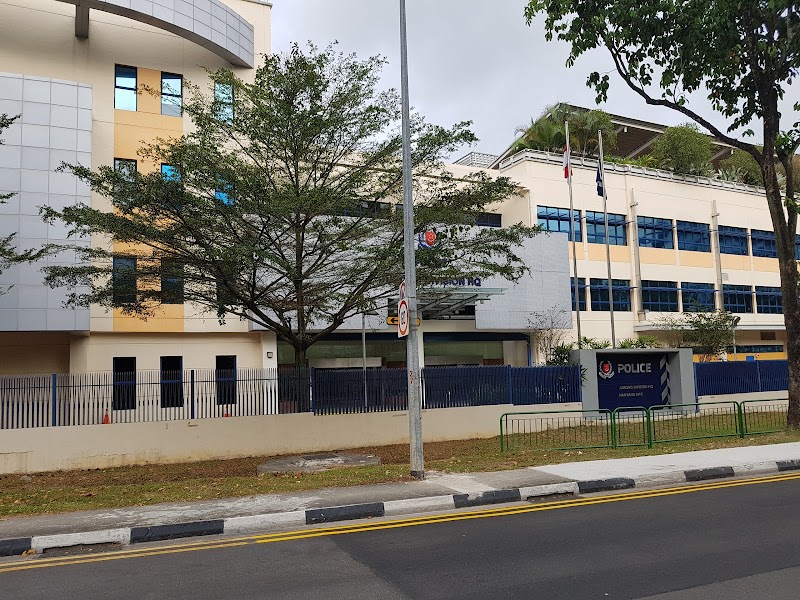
(270, 1), (799, 159)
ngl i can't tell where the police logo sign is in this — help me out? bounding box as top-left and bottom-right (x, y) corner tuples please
(598, 360), (615, 380)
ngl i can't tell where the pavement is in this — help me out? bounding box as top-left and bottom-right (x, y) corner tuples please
(3, 441), (800, 557)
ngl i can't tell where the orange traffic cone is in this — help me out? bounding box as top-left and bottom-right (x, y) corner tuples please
(102, 410), (110, 424)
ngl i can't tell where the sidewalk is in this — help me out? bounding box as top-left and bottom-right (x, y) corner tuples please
(3, 442), (800, 556)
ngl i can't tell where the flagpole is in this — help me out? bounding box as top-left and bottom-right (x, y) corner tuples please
(565, 122), (582, 348)
(598, 131), (616, 348)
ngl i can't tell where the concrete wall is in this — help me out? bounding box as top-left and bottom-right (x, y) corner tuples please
(0, 402), (581, 473)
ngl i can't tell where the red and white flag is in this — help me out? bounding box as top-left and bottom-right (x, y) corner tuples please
(563, 144), (571, 179)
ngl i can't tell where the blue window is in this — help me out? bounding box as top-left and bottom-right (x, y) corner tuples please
(677, 221), (711, 252)
(112, 256), (137, 304)
(641, 280), (679, 312)
(681, 283), (716, 311)
(214, 82), (234, 122)
(638, 216), (674, 249)
(723, 284), (753, 313)
(161, 72), (182, 117)
(538, 206), (581, 242)
(161, 260), (184, 305)
(571, 277), (587, 311)
(114, 65), (137, 111)
(730, 344), (784, 354)
(795, 236), (800, 260)
(755, 286), (782, 314)
(216, 179), (234, 206)
(160, 356), (184, 408)
(586, 211), (627, 245)
(590, 279), (631, 311)
(751, 229), (777, 258)
(112, 357), (136, 411)
(476, 212), (502, 227)
(718, 226), (748, 256)
(161, 164), (180, 181)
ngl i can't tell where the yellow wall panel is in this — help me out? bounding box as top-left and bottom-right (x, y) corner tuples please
(678, 251), (713, 268)
(639, 247), (677, 266)
(720, 254), (751, 272)
(752, 257), (780, 273)
(587, 244), (629, 263)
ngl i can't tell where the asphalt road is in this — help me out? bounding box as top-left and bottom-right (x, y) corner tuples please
(3, 475), (800, 599)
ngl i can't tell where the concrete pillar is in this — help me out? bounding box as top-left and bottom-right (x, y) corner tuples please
(260, 332), (278, 369)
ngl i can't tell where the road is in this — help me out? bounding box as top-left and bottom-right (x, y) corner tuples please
(3, 474), (800, 599)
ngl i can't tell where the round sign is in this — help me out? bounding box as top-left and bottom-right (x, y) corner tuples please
(398, 299), (409, 337)
(424, 230), (437, 246)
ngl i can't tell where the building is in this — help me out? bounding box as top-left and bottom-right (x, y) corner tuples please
(0, 1), (788, 377)
(0, 0), (273, 375)
(464, 146), (787, 361)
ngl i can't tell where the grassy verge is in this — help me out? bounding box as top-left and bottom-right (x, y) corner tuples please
(2, 430), (800, 519)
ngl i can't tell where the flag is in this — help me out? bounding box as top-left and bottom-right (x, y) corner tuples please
(563, 145), (571, 179)
(596, 163), (604, 197)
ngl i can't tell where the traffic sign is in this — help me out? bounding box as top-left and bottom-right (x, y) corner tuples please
(387, 316), (420, 326)
(397, 298), (409, 338)
(399, 280), (406, 301)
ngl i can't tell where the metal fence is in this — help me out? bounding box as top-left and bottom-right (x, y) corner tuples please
(500, 399), (788, 452)
(694, 360), (788, 396)
(0, 364), (582, 429)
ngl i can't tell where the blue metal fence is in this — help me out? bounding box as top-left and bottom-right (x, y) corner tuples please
(0, 364), (583, 429)
(694, 360), (788, 396)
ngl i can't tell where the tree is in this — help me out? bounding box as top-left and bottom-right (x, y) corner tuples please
(42, 44), (538, 367)
(651, 124), (713, 175)
(718, 149), (763, 186)
(0, 114), (47, 294)
(655, 310), (740, 361)
(513, 103), (617, 157)
(525, 1), (800, 425)
(526, 305), (571, 364)
(618, 335), (661, 349)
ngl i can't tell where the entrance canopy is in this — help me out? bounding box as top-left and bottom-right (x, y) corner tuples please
(417, 286), (505, 320)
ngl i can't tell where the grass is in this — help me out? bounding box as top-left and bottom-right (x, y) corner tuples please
(2, 425), (800, 519)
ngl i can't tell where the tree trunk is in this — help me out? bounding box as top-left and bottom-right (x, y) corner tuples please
(294, 344), (309, 369)
(781, 260), (800, 428)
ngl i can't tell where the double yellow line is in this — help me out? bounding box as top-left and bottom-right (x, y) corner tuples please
(2, 470), (799, 574)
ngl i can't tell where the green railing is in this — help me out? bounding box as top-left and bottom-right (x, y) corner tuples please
(500, 409), (613, 452)
(500, 399), (788, 452)
(741, 399), (788, 435)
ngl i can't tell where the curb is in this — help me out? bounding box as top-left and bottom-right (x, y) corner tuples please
(2, 461), (795, 557)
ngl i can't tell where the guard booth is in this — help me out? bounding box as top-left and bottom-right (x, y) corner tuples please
(571, 348), (695, 412)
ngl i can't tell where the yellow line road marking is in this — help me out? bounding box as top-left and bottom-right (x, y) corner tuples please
(2, 470), (799, 574)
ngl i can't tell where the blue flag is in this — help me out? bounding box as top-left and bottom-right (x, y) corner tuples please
(596, 164), (604, 197)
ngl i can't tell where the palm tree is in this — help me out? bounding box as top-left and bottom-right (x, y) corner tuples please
(511, 104), (617, 158)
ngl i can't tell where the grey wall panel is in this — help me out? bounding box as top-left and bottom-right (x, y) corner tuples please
(0, 73), (91, 332)
(475, 234), (571, 330)
(55, 0), (256, 68)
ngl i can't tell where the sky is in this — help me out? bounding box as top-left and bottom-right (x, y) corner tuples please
(269, 1), (799, 160)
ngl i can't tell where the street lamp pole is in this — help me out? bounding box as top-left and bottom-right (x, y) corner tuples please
(400, 0), (424, 479)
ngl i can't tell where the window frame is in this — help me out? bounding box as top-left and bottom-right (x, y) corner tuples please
(160, 72), (183, 117)
(723, 284), (753, 313)
(161, 259), (184, 305)
(637, 216), (674, 249)
(570, 277), (587, 312)
(476, 212), (502, 228)
(590, 278), (632, 312)
(680, 282), (716, 312)
(751, 229), (778, 258)
(114, 65), (137, 111)
(755, 286), (782, 314)
(112, 357), (136, 411)
(214, 82), (234, 122)
(160, 356), (184, 409)
(585, 211), (627, 246)
(112, 256), (137, 305)
(640, 280), (679, 312)
(718, 225), (749, 256)
(676, 220), (711, 253)
(538, 206), (582, 242)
